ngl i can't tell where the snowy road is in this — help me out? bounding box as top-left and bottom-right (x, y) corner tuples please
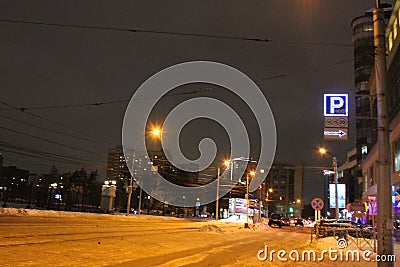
(0, 209), (398, 266)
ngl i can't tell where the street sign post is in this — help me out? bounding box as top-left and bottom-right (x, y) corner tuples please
(311, 197), (324, 210)
(324, 117), (348, 128)
(324, 128), (348, 140)
(323, 94), (349, 141)
(367, 195), (378, 252)
(311, 197), (324, 221)
(324, 94), (348, 116)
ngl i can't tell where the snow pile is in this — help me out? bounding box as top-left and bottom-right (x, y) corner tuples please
(220, 215), (246, 223)
(0, 208), (29, 216)
(0, 208), (106, 218)
(199, 224), (224, 233)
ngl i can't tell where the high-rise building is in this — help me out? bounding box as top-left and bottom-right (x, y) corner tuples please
(106, 145), (131, 182)
(264, 163), (303, 217)
(351, 9), (377, 164)
(351, 5), (392, 161)
(351, 5), (392, 201)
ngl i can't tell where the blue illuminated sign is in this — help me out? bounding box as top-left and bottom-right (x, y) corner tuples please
(324, 94), (348, 117)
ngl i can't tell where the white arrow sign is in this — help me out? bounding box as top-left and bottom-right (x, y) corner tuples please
(323, 128), (348, 140)
(324, 129), (346, 137)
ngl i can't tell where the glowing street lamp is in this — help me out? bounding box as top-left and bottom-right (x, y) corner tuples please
(152, 128), (161, 137)
(265, 188), (273, 218)
(318, 147), (339, 219)
(127, 126), (162, 216)
(246, 170), (256, 226)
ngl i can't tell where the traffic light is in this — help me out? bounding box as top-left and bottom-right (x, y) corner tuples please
(279, 196), (283, 201)
(288, 207), (294, 213)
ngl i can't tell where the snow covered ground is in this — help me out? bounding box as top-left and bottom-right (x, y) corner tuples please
(0, 208), (399, 266)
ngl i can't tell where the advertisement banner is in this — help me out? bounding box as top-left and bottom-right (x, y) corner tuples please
(329, 184), (346, 208)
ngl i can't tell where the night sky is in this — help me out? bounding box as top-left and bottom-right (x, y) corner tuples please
(1, 1), (395, 202)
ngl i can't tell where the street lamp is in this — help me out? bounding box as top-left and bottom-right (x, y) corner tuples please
(265, 188), (273, 218)
(318, 147), (339, 219)
(224, 159), (235, 200)
(215, 166), (221, 221)
(126, 127), (161, 216)
(245, 171), (256, 227)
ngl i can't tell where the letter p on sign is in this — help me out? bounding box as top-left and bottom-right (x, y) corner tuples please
(324, 94), (348, 117)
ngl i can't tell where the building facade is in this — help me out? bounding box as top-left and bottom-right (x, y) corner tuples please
(263, 163), (303, 217)
(360, 1), (400, 222)
(350, 4), (393, 203)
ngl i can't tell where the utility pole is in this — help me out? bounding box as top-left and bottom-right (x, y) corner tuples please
(333, 157), (339, 219)
(374, 1), (394, 265)
(215, 167), (220, 221)
(126, 151), (136, 216)
(246, 175), (249, 225)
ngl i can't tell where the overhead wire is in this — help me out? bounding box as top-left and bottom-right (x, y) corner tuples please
(261, 58), (354, 81)
(1, 101), (115, 146)
(0, 88), (211, 111)
(0, 126), (100, 155)
(1, 147), (106, 170)
(0, 114), (106, 145)
(0, 18), (352, 47)
(0, 141), (102, 165)
(0, 89), (212, 172)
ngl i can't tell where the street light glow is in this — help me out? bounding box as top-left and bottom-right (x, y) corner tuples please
(223, 160), (230, 167)
(250, 171), (256, 176)
(318, 147), (327, 154)
(152, 128), (161, 136)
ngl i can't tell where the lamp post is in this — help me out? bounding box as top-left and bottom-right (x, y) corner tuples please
(258, 185), (262, 223)
(126, 127), (161, 216)
(296, 199), (301, 218)
(319, 148), (339, 219)
(245, 171), (255, 227)
(265, 188), (273, 218)
(224, 160), (234, 200)
(216, 166), (220, 221)
(126, 151), (136, 216)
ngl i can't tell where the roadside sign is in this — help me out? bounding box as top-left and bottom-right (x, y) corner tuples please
(324, 117), (348, 128)
(311, 197), (324, 210)
(324, 128), (348, 140)
(324, 94), (348, 116)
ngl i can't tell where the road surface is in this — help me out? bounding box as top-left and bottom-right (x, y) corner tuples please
(0, 209), (398, 266)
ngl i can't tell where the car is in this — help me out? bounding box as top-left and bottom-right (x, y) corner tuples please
(117, 208), (135, 214)
(293, 218), (304, 226)
(268, 213), (283, 228)
(281, 218), (290, 226)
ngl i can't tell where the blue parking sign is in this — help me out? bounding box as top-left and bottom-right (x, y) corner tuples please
(324, 94), (348, 117)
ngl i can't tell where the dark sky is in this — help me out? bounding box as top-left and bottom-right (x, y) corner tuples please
(0, 1), (395, 202)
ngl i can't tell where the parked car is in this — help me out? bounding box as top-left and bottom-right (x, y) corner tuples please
(281, 217), (290, 226)
(268, 213), (283, 228)
(293, 218), (304, 226)
(117, 208), (135, 214)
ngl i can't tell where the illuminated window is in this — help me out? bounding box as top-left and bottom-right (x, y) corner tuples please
(394, 19), (398, 40)
(394, 140), (400, 172)
(361, 145), (368, 155)
(389, 32), (393, 51)
(398, 8), (400, 24)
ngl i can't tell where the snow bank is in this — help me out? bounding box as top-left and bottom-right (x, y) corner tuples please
(0, 208), (108, 218)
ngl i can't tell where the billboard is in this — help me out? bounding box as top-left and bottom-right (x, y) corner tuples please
(329, 184), (346, 208)
(228, 198), (253, 214)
